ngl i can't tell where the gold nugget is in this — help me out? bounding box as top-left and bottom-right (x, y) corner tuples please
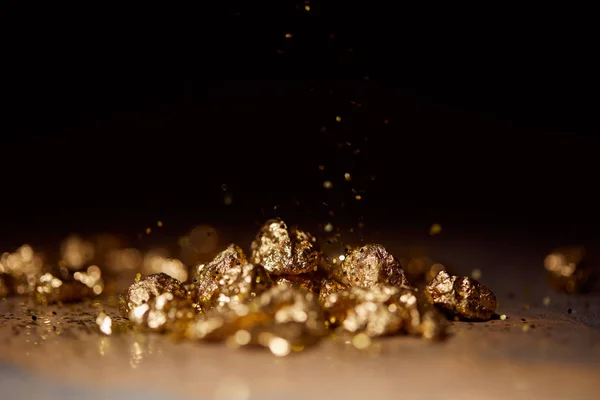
(128, 292), (196, 334)
(322, 284), (445, 339)
(335, 244), (412, 288)
(187, 285), (327, 354)
(425, 270), (497, 321)
(119, 272), (188, 317)
(544, 246), (593, 293)
(318, 278), (347, 305)
(250, 219), (321, 275)
(195, 262), (272, 313)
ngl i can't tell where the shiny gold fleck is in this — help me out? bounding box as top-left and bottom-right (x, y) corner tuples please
(96, 312), (113, 335)
(146, 227), (152, 234)
(157, 221), (163, 227)
(425, 270), (497, 321)
(543, 296), (551, 306)
(352, 333), (371, 349)
(250, 219), (321, 275)
(305, 5), (310, 11)
(323, 180), (333, 189)
(335, 115), (342, 122)
(344, 173), (351, 181)
(471, 269), (482, 280)
(324, 223), (333, 232)
(500, 314), (507, 320)
(285, 33), (293, 38)
(429, 223), (442, 235)
(355, 195), (362, 200)
(522, 324), (530, 332)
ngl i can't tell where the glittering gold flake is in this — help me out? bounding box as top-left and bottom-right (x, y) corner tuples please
(544, 246), (593, 293)
(323, 180), (333, 189)
(334, 244), (412, 288)
(322, 284), (445, 339)
(274, 274), (319, 294)
(128, 292), (196, 334)
(250, 219), (321, 275)
(119, 273), (188, 318)
(318, 278), (347, 305)
(425, 270), (497, 321)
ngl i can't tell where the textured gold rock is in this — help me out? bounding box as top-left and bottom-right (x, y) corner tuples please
(318, 278), (347, 305)
(544, 246), (593, 293)
(128, 292), (196, 334)
(250, 219), (321, 275)
(322, 284), (445, 339)
(119, 273), (188, 317)
(273, 272), (323, 294)
(186, 285), (327, 353)
(425, 270), (497, 320)
(336, 244), (412, 288)
(195, 259), (273, 313)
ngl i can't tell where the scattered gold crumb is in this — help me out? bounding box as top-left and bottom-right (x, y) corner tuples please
(543, 296), (551, 306)
(344, 173), (351, 181)
(471, 269), (482, 280)
(352, 333), (371, 349)
(500, 314), (507, 321)
(429, 223), (442, 235)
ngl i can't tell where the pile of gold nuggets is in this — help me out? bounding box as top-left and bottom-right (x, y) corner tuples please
(1, 219), (503, 356)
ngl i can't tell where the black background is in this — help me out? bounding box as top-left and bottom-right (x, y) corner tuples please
(2, 3), (598, 247)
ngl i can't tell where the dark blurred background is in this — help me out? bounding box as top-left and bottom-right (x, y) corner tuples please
(2, 3), (598, 247)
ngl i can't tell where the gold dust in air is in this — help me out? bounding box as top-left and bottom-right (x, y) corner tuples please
(323, 180), (333, 189)
(304, 5), (310, 11)
(285, 33), (293, 38)
(471, 269), (482, 280)
(352, 333), (371, 349)
(344, 172), (351, 181)
(145, 227), (152, 235)
(324, 223), (333, 232)
(335, 116), (342, 122)
(500, 314), (507, 320)
(543, 296), (551, 306)
(157, 220), (163, 227)
(429, 223), (442, 235)
(355, 195), (362, 200)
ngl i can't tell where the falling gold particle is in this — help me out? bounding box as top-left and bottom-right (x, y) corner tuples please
(145, 227), (151, 234)
(285, 33), (293, 38)
(157, 221), (163, 227)
(224, 194), (233, 205)
(355, 195), (362, 200)
(324, 223), (333, 232)
(543, 296), (551, 306)
(344, 173), (351, 181)
(305, 5), (310, 11)
(323, 180), (333, 189)
(471, 269), (482, 280)
(335, 116), (342, 122)
(500, 314), (507, 320)
(352, 333), (372, 349)
(429, 223), (442, 235)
